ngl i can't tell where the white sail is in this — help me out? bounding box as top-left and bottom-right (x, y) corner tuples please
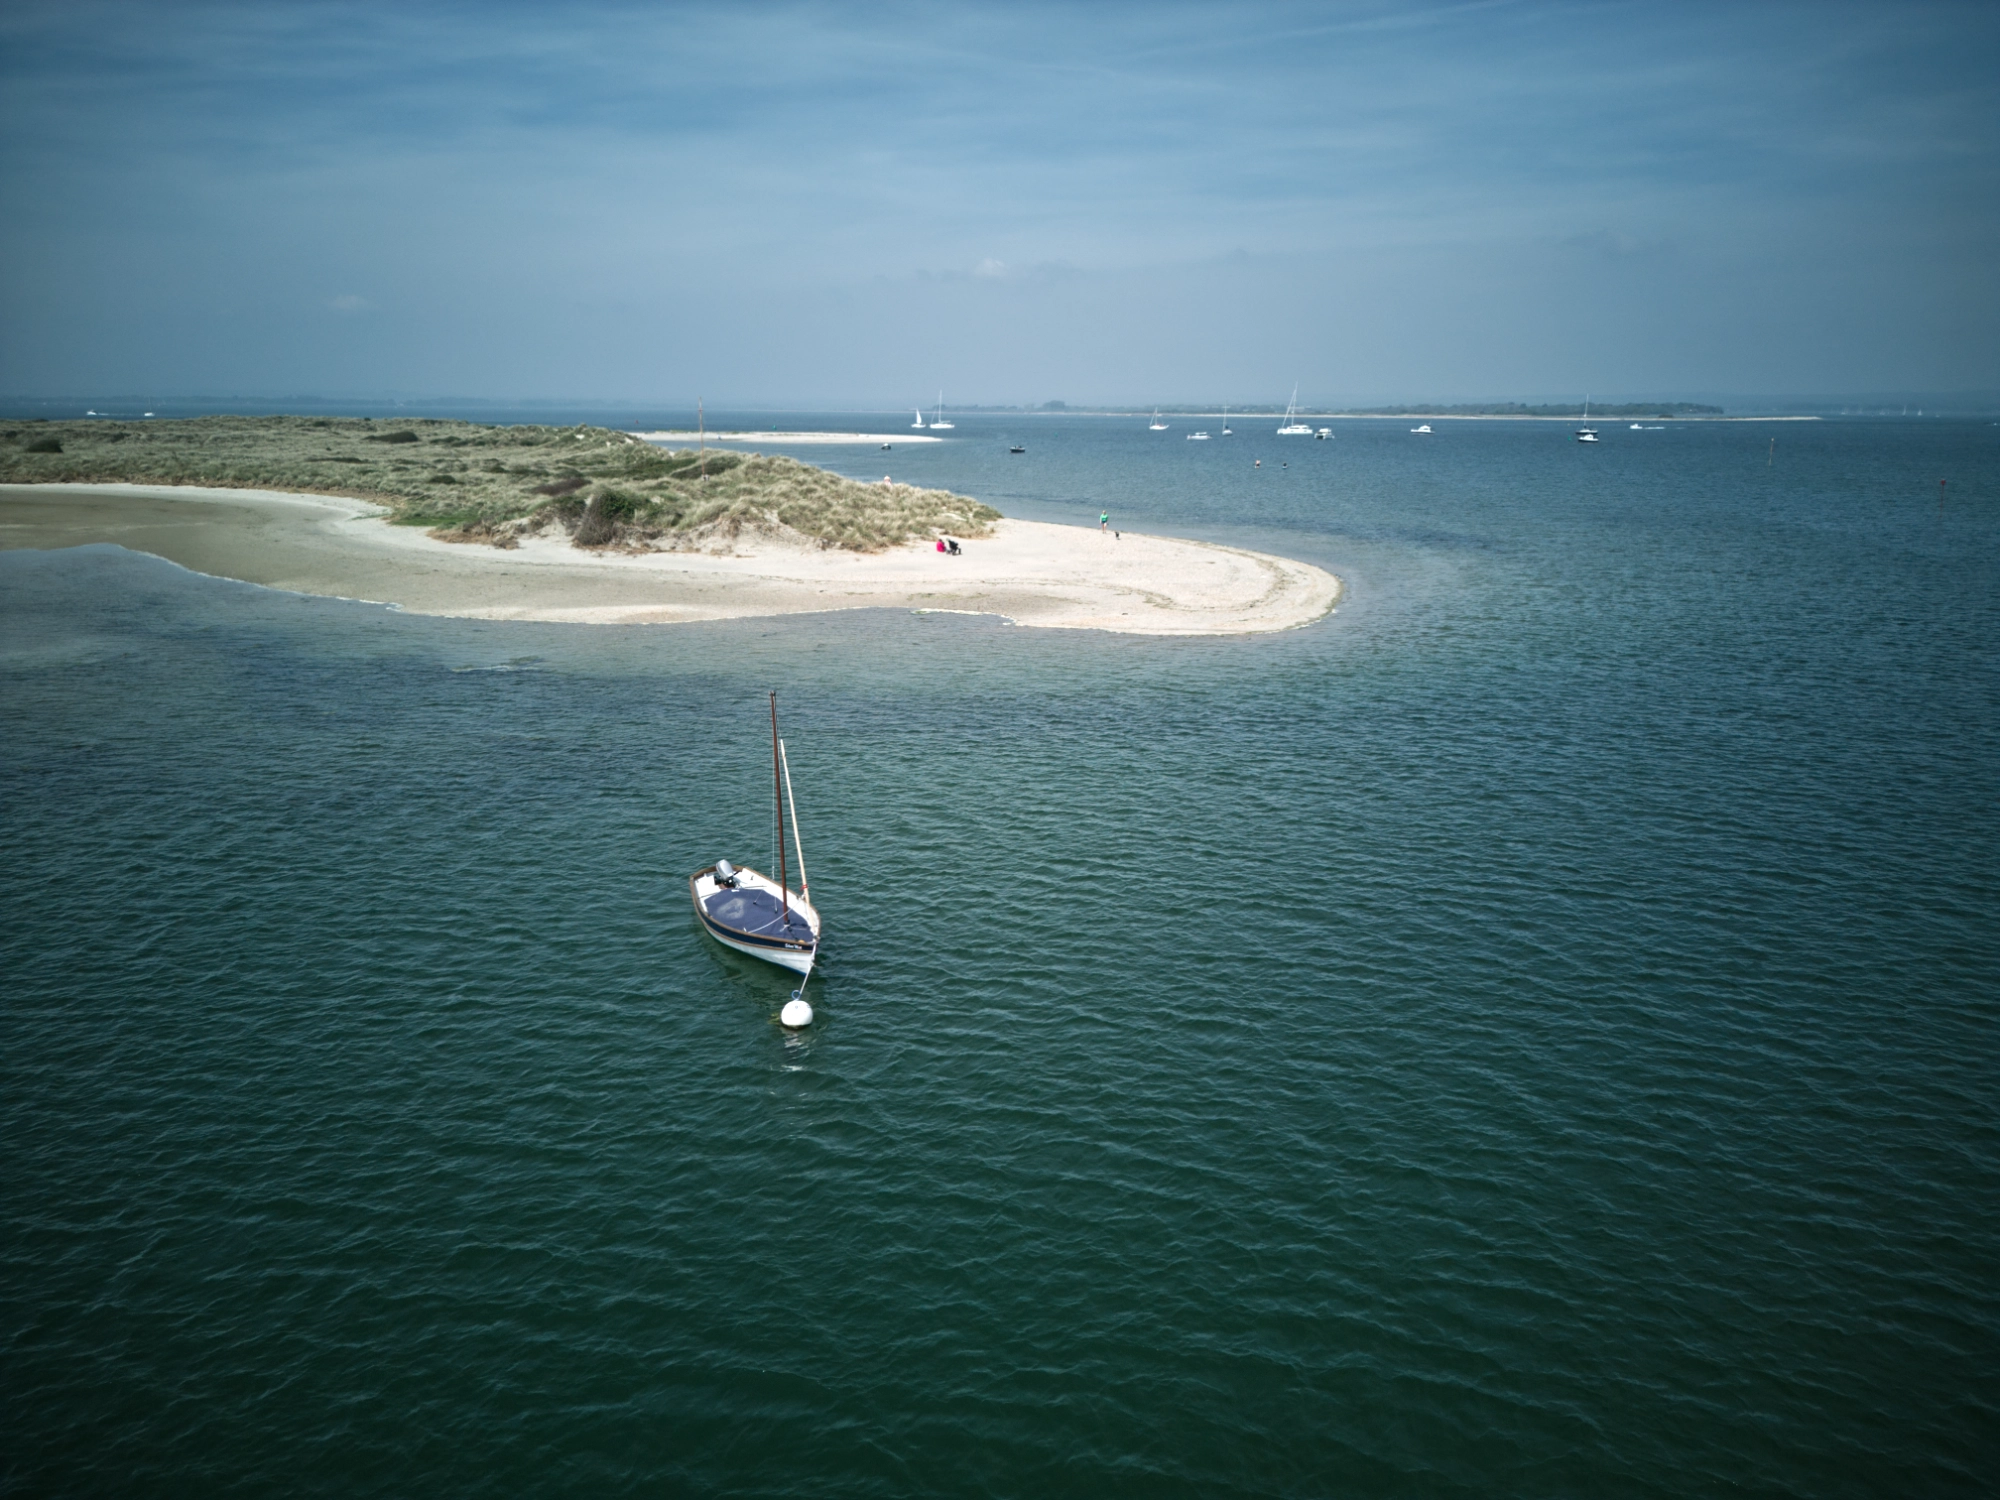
(779, 739), (808, 902)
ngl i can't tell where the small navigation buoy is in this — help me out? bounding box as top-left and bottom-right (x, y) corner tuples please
(781, 997), (814, 1028)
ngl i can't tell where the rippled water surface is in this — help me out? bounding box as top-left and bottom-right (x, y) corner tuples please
(4, 415), (1998, 1495)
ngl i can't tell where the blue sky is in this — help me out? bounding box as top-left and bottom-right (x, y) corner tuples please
(2, 0), (1995, 405)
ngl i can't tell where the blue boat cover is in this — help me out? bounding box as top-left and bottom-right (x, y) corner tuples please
(704, 887), (811, 939)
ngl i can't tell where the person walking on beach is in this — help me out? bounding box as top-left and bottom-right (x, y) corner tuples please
(1100, 510), (1109, 533)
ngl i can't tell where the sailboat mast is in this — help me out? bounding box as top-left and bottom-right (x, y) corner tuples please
(770, 691), (790, 924)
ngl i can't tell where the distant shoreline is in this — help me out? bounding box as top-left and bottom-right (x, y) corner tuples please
(1001, 412), (1826, 423)
(1314, 412), (1821, 423)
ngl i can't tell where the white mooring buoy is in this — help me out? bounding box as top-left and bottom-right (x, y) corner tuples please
(780, 998), (814, 1028)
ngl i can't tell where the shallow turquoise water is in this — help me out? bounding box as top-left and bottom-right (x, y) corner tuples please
(4, 416), (1997, 1495)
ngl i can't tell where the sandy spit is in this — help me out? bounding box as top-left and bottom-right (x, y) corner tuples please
(0, 483), (1341, 636)
(628, 430), (945, 445)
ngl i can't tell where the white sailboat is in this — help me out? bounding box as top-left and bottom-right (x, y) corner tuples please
(1576, 396), (1599, 443)
(1149, 409), (1169, 430)
(689, 693), (822, 991)
(1276, 386), (1313, 435)
(930, 392), (954, 431)
(912, 407), (926, 429)
(1221, 405), (1231, 435)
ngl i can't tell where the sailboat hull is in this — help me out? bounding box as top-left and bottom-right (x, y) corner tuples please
(690, 865), (820, 974)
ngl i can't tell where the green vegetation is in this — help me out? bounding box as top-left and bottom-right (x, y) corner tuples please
(0, 414), (1000, 552)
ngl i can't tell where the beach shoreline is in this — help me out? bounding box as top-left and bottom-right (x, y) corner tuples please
(0, 482), (1341, 636)
(629, 430), (945, 445)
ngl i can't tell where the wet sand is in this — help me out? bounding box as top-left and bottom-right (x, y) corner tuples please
(0, 483), (1341, 635)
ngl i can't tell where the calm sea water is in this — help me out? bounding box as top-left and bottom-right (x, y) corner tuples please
(4, 415), (1997, 1496)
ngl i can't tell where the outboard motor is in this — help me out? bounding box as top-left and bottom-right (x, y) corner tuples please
(714, 859), (739, 887)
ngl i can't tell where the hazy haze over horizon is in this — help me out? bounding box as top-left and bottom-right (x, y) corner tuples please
(2, 0), (1995, 408)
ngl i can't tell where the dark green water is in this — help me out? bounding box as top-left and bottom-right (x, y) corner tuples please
(4, 416), (1997, 1495)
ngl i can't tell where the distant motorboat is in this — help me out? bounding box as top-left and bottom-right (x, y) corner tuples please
(1186, 431), (1210, 440)
(881, 442), (892, 450)
(1277, 386), (1313, 435)
(1009, 444), (1025, 453)
(930, 392), (954, 430)
(1149, 409), (1169, 430)
(1411, 423), (1433, 434)
(1315, 428), (1331, 439)
(912, 407), (926, 429)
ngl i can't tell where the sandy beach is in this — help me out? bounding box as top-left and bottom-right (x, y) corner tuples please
(0, 483), (1340, 635)
(628, 430), (944, 445)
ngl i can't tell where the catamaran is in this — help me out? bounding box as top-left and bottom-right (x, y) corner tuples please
(689, 693), (822, 982)
(930, 392), (954, 431)
(1277, 387), (1313, 435)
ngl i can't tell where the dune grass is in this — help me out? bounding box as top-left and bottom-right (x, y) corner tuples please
(0, 414), (1000, 552)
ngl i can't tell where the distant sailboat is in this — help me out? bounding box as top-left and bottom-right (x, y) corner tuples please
(1576, 396), (1599, 443)
(1221, 405), (1232, 435)
(912, 407), (926, 429)
(1277, 386), (1313, 435)
(930, 392), (954, 431)
(1149, 410), (1169, 430)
